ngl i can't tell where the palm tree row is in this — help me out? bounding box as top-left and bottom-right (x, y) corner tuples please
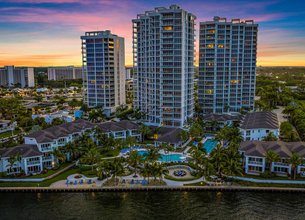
(190, 141), (242, 178)
(265, 149), (303, 179)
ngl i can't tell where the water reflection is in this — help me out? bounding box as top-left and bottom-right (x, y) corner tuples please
(0, 192), (305, 220)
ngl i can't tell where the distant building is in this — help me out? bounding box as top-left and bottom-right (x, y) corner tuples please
(0, 66), (34, 88)
(32, 111), (74, 124)
(0, 120), (17, 134)
(81, 30), (126, 116)
(133, 5), (196, 127)
(47, 66), (82, 80)
(240, 112), (279, 141)
(240, 141), (305, 176)
(199, 17), (258, 114)
(203, 113), (241, 128)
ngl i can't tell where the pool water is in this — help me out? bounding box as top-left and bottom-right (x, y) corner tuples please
(203, 139), (218, 154)
(138, 150), (185, 162)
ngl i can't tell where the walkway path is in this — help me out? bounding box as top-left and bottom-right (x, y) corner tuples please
(231, 176), (305, 185)
(163, 177), (205, 186)
(0, 162), (75, 182)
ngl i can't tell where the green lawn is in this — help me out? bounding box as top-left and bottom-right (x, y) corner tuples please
(184, 181), (207, 186)
(242, 174), (305, 181)
(0, 168), (81, 187)
(100, 149), (120, 158)
(0, 130), (21, 139)
(24, 163), (72, 178)
(1, 163), (73, 179)
(164, 175), (201, 182)
(233, 180), (305, 188)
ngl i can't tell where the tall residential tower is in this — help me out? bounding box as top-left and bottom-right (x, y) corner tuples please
(81, 30), (126, 116)
(199, 17), (258, 114)
(133, 5), (196, 127)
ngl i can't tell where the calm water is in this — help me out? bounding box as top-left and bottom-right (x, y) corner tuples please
(1, 192), (305, 220)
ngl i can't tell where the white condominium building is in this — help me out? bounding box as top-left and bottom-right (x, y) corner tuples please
(133, 5), (196, 127)
(47, 66), (82, 80)
(199, 17), (258, 114)
(81, 30), (126, 116)
(0, 66), (34, 88)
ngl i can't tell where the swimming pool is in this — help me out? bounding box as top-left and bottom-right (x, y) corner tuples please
(203, 139), (218, 154)
(138, 150), (186, 163)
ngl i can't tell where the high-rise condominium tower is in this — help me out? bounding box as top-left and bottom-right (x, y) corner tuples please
(133, 5), (196, 127)
(199, 17), (258, 114)
(81, 30), (126, 116)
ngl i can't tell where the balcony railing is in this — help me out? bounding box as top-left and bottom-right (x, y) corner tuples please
(27, 161), (41, 166)
(273, 162), (290, 167)
(248, 161), (263, 165)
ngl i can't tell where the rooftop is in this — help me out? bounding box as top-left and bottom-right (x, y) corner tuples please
(97, 120), (139, 132)
(240, 141), (305, 158)
(25, 119), (94, 143)
(240, 111), (279, 130)
(203, 113), (241, 122)
(0, 144), (42, 158)
(150, 126), (183, 144)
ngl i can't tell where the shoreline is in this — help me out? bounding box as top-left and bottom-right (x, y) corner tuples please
(1, 185), (305, 193)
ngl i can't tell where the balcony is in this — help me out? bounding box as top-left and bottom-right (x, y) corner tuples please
(27, 161), (41, 166)
(248, 160), (263, 166)
(273, 162), (290, 167)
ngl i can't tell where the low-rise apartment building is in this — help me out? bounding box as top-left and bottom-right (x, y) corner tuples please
(240, 141), (305, 176)
(0, 120), (17, 134)
(240, 112), (279, 141)
(97, 120), (141, 141)
(0, 119), (142, 175)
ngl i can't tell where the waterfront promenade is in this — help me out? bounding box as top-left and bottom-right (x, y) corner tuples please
(1, 185), (305, 193)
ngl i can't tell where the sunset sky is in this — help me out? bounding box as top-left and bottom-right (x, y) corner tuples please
(0, 0), (304, 67)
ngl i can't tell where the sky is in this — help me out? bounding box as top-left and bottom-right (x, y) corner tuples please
(0, 0), (305, 67)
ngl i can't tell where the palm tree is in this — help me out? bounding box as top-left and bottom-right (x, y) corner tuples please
(189, 122), (204, 141)
(223, 154), (243, 176)
(158, 163), (168, 182)
(88, 108), (106, 123)
(64, 142), (78, 161)
(125, 136), (136, 150)
(210, 144), (226, 177)
(190, 148), (206, 168)
(262, 132), (278, 141)
(110, 158), (124, 185)
(6, 153), (22, 175)
(96, 160), (111, 179)
(128, 150), (143, 176)
(289, 152), (302, 180)
(151, 162), (168, 182)
(146, 148), (160, 162)
(52, 147), (66, 165)
(179, 129), (190, 142)
(80, 147), (101, 171)
(142, 162), (152, 183)
(265, 150), (280, 175)
(139, 124), (151, 141)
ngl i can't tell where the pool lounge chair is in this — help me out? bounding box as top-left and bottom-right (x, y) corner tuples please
(74, 180), (77, 185)
(87, 179), (92, 184)
(65, 180), (69, 185)
(130, 179), (134, 184)
(79, 179), (84, 184)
